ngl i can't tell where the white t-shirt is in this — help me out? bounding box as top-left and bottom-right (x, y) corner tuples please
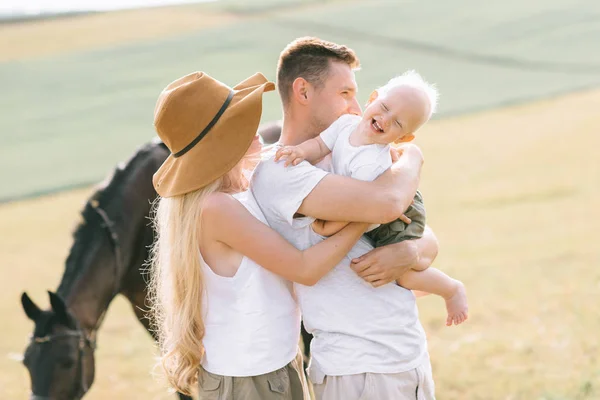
(320, 114), (392, 182)
(250, 143), (428, 378)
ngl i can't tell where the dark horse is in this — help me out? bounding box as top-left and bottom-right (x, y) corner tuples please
(21, 139), (178, 400)
(20, 124), (312, 400)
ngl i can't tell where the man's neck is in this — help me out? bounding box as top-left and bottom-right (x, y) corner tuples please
(279, 110), (319, 146)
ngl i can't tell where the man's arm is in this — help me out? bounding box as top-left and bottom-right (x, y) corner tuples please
(413, 290), (431, 297)
(350, 225), (439, 287)
(297, 144), (423, 224)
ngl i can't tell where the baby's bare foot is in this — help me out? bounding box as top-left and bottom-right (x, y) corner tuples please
(444, 280), (468, 326)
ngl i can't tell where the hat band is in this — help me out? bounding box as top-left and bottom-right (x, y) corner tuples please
(172, 89), (235, 158)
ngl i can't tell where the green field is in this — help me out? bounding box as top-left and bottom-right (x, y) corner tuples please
(1, 0), (600, 201)
(1, 0), (599, 399)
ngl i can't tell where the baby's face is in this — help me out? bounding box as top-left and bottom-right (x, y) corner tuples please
(362, 85), (430, 145)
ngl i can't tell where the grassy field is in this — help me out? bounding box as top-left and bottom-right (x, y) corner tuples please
(2, 87), (599, 399)
(1, 0), (599, 398)
(1, 0), (599, 201)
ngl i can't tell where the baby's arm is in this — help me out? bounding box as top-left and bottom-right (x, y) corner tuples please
(276, 114), (355, 166)
(312, 220), (350, 237)
(275, 136), (331, 167)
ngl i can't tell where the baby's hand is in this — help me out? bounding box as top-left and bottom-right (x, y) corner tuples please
(275, 146), (307, 167)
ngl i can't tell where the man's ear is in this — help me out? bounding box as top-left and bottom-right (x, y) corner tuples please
(394, 133), (415, 144)
(292, 77), (310, 105)
(366, 90), (378, 107)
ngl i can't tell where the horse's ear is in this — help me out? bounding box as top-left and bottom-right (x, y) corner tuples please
(21, 292), (42, 321)
(48, 291), (70, 326)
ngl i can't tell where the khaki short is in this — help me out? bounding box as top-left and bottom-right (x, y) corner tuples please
(198, 351), (310, 400)
(309, 356), (435, 400)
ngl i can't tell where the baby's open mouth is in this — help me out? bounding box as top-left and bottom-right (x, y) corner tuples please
(372, 118), (384, 133)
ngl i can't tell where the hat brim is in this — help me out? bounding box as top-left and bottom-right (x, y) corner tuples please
(153, 75), (274, 197)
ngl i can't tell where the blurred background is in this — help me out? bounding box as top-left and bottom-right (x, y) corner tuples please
(1, 0), (599, 398)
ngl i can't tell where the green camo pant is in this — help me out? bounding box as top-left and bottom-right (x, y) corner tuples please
(366, 190), (426, 247)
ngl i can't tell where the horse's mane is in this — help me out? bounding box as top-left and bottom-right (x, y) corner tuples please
(57, 140), (167, 299)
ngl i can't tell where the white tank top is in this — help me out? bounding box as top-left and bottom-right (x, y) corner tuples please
(200, 190), (301, 377)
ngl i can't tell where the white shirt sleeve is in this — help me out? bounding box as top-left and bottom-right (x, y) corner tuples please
(319, 114), (361, 151)
(250, 156), (329, 226)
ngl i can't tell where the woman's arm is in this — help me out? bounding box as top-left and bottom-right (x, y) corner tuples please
(202, 192), (369, 286)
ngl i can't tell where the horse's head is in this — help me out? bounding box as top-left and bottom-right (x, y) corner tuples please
(21, 291), (95, 400)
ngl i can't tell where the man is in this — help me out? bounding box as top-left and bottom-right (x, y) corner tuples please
(251, 37), (437, 399)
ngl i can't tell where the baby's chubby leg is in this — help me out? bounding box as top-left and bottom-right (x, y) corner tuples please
(397, 268), (468, 326)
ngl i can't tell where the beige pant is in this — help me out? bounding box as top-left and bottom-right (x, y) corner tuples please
(197, 351), (310, 400)
(310, 358), (435, 400)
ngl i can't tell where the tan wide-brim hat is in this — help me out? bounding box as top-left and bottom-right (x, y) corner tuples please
(152, 71), (275, 197)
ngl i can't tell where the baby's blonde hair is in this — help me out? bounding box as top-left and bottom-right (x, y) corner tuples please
(148, 158), (254, 395)
(377, 70), (439, 120)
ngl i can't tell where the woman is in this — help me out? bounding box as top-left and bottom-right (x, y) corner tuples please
(148, 71), (368, 400)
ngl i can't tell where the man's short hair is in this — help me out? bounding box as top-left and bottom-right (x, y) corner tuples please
(277, 37), (360, 106)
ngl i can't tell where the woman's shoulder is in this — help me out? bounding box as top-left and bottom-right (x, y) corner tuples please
(203, 192), (241, 217)
(202, 191), (267, 238)
(203, 191), (258, 221)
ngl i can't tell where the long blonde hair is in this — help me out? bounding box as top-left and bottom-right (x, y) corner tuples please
(148, 154), (256, 394)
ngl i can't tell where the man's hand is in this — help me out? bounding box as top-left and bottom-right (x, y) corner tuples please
(351, 226), (439, 287)
(393, 143), (424, 164)
(350, 240), (419, 287)
(398, 214), (412, 224)
(390, 146), (402, 163)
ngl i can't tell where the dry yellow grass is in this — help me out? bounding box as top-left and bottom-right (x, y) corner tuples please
(0, 0), (348, 63)
(2, 87), (598, 399)
(0, 6), (239, 63)
(415, 88), (600, 399)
